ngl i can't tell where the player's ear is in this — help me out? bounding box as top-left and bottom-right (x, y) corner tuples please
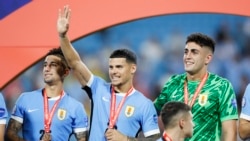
(179, 119), (185, 129)
(205, 49), (213, 65)
(130, 64), (136, 74)
(63, 68), (70, 77)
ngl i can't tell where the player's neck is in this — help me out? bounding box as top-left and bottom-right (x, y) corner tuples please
(187, 70), (208, 81)
(113, 83), (133, 94)
(44, 84), (63, 97)
(164, 129), (184, 141)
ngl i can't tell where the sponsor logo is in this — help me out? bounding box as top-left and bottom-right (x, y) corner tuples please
(27, 108), (39, 113)
(125, 106), (134, 117)
(153, 114), (158, 123)
(57, 109), (66, 120)
(102, 96), (110, 102)
(0, 108), (5, 117)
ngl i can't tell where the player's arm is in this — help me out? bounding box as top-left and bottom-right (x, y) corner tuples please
(57, 5), (92, 87)
(0, 124), (5, 141)
(75, 131), (88, 141)
(221, 119), (237, 141)
(127, 133), (161, 141)
(239, 84), (250, 140)
(239, 118), (250, 140)
(105, 129), (160, 141)
(5, 118), (25, 141)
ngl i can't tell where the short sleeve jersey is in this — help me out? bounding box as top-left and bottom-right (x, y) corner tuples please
(154, 73), (238, 141)
(11, 89), (88, 141)
(0, 93), (8, 125)
(86, 75), (160, 141)
(240, 84), (250, 120)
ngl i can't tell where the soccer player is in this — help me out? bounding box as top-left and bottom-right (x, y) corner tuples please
(157, 101), (194, 141)
(154, 33), (238, 141)
(57, 5), (160, 141)
(5, 48), (88, 141)
(0, 92), (8, 141)
(239, 83), (250, 140)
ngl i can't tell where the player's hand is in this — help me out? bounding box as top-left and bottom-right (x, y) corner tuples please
(57, 5), (71, 37)
(105, 128), (127, 141)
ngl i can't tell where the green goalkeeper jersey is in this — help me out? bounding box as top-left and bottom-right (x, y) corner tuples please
(154, 73), (238, 141)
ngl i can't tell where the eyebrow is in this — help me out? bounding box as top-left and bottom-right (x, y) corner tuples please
(44, 61), (60, 65)
(185, 48), (200, 52)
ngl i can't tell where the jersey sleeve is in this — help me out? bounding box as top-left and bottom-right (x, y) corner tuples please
(86, 75), (110, 100)
(11, 93), (26, 123)
(219, 80), (238, 122)
(0, 93), (8, 124)
(72, 102), (89, 133)
(141, 100), (160, 137)
(240, 84), (250, 120)
(154, 75), (177, 115)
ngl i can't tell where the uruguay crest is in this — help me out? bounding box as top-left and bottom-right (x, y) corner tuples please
(57, 109), (66, 120)
(198, 94), (208, 106)
(125, 106), (134, 117)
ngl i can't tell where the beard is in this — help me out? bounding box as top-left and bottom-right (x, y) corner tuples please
(44, 78), (53, 85)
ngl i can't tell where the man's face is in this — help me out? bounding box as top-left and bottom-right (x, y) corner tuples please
(183, 111), (194, 138)
(43, 55), (64, 84)
(183, 42), (212, 75)
(108, 58), (135, 87)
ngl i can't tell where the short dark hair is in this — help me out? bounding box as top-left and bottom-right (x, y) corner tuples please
(161, 101), (191, 128)
(109, 48), (137, 64)
(186, 33), (215, 53)
(45, 48), (70, 70)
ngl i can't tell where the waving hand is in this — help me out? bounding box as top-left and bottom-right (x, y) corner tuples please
(57, 5), (71, 37)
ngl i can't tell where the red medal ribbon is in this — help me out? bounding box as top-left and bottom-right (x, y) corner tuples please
(162, 132), (172, 141)
(43, 89), (63, 133)
(184, 72), (208, 108)
(108, 86), (133, 128)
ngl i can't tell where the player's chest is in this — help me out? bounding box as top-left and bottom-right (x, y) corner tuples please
(24, 100), (72, 123)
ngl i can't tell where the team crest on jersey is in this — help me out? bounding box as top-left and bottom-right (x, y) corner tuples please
(57, 109), (66, 120)
(125, 106), (134, 117)
(198, 94), (208, 106)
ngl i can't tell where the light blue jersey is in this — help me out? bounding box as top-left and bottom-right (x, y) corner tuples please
(86, 75), (160, 141)
(0, 93), (8, 125)
(241, 84), (250, 120)
(11, 89), (88, 141)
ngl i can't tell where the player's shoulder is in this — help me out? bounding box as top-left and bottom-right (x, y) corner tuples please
(93, 75), (109, 85)
(88, 75), (111, 91)
(63, 92), (83, 105)
(169, 73), (185, 79)
(246, 83), (250, 90)
(133, 90), (154, 104)
(242, 84), (250, 99)
(19, 89), (42, 98)
(165, 73), (186, 84)
(208, 73), (231, 84)
(0, 93), (4, 100)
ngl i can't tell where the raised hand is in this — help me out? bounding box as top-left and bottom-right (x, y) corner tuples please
(57, 5), (71, 37)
